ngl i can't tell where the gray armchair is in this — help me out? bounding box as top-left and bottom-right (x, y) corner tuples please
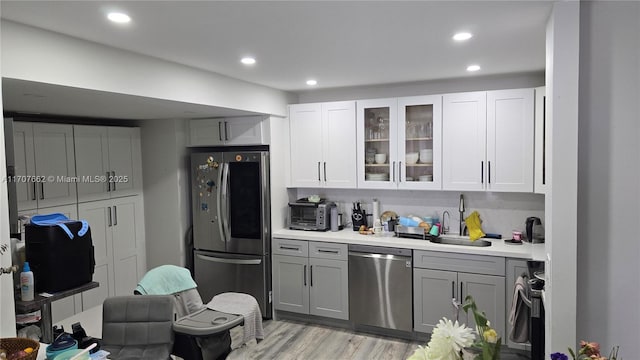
(101, 295), (175, 360)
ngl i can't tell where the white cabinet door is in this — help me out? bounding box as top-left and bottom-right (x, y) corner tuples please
(289, 104), (323, 187)
(398, 95), (443, 190)
(189, 119), (224, 146)
(442, 92), (487, 191)
(534, 87), (548, 194)
(308, 258), (349, 320)
(74, 126), (110, 202)
(224, 116), (265, 145)
(32, 123), (77, 208)
(78, 200), (114, 310)
(107, 127), (142, 197)
(413, 268), (459, 333)
(13, 122), (37, 210)
(110, 196), (146, 296)
(357, 98), (398, 189)
(322, 101), (356, 188)
(487, 89), (534, 192)
(459, 272), (506, 339)
(272, 254), (309, 314)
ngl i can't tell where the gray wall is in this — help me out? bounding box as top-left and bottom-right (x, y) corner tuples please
(578, 1), (640, 353)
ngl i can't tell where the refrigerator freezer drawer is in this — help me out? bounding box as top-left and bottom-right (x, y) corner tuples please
(194, 250), (272, 318)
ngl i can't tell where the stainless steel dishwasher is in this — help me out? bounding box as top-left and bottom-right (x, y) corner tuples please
(348, 244), (412, 332)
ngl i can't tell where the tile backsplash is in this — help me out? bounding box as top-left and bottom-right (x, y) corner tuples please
(292, 188), (544, 238)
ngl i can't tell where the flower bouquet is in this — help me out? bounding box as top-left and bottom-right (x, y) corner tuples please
(552, 341), (621, 360)
(407, 295), (501, 360)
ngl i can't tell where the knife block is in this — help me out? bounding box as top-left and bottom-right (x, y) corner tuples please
(352, 209), (367, 230)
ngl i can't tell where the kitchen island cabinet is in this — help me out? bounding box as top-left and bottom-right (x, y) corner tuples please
(272, 238), (349, 320)
(289, 101), (356, 188)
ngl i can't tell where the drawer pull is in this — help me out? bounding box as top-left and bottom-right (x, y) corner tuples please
(280, 246), (300, 251)
(318, 249), (339, 254)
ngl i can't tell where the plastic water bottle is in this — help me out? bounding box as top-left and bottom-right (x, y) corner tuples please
(20, 261), (34, 301)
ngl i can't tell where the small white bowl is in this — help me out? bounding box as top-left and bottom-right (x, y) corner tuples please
(419, 149), (433, 163)
(419, 175), (433, 182)
(405, 152), (419, 164)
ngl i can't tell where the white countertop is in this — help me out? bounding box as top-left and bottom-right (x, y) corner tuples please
(274, 228), (546, 260)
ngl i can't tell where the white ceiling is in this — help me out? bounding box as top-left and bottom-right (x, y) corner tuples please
(0, 0), (552, 119)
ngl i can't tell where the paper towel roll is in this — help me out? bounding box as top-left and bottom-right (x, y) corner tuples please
(372, 199), (380, 222)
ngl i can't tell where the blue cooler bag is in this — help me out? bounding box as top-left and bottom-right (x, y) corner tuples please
(25, 213), (95, 293)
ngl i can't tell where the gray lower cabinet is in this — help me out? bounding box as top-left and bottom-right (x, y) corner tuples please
(505, 258), (530, 350)
(272, 238), (349, 320)
(413, 251), (506, 337)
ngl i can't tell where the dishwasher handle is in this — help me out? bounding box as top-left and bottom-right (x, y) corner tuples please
(348, 252), (412, 263)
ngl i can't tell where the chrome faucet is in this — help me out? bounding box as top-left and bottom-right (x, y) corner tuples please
(442, 211), (450, 235)
(458, 194), (465, 236)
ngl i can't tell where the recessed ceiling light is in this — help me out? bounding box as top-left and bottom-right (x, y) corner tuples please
(467, 65), (481, 72)
(107, 12), (131, 23)
(453, 32), (473, 41)
(241, 57), (256, 65)
(306, 79), (317, 86)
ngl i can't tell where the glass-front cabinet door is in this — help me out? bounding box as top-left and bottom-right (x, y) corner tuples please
(356, 98), (398, 189)
(398, 95), (442, 190)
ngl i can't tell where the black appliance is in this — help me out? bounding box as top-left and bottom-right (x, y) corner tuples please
(525, 217), (544, 243)
(190, 149), (271, 318)
(527, 260), (545, 360)
(25, 221), (95, 292)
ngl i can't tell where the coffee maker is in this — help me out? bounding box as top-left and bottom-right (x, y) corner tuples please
(525, 217), (545, 243)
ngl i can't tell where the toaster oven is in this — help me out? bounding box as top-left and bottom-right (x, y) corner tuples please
(288, 198), (336, 231)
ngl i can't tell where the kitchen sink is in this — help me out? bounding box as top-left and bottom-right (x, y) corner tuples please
(430, 235), (492, 247)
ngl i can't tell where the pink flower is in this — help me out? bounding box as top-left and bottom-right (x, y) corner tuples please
(580, 341), (601, 357)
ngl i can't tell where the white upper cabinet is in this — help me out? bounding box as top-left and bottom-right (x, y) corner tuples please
(442, 91), (487, 191)
(534, 86), (548, 194)
(14, 122), (77, 210)
(74, 126), (142, 202)
(189, 116), (267, 146)
(443, 89), (534, 192)
(487, 88), (534, 192)
(289, 101), (356, 188)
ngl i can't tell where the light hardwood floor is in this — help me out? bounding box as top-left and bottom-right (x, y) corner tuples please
(227, 319), (423, 360)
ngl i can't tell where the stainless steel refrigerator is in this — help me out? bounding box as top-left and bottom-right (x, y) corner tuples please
(191, 149), (271, 318)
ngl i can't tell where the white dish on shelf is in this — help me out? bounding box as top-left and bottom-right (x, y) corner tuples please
(366, 173), (389, 181)
(405, 152), (419, 164)
(419, 175), (433, 182)
(419, 149), (433, 163)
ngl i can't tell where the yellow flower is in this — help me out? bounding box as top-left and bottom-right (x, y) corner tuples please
(483, 328), (498, 343)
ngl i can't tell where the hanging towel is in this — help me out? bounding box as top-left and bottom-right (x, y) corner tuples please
(509, 275), (530, 343)
(135, 265), (197, 295)
(464, 211), (486, 241)
(207, 292), (264, 346)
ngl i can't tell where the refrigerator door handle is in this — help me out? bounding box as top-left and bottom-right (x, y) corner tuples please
(196, 253), (262, 265)
(220, 162), (231, 244)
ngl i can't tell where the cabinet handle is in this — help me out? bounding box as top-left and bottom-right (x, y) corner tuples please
(323, 162), (327, 182)
(106, 172), (111, 192)
(481, 161), (484, 184)
(392, 161), (396, 182)
(218, 122), (223, 142)
(460, 282), (464, 302)
(303, 265), (307, 286)
(399, 161), (402, 183)
(279, 246), (300, 251)
(113, 206), (118, 226)
(111, 171), (116, 191)
(488, 161), (491, 184)
(31, 182), (36, 201)
(224, 121), (229, 141)
(451, 281), (455, 299)
(317, 162), (321, 181)
(39, 182), (44, 200)
(108, 206), (112, 227)
(310, 265), (313, 287)
(318, 249), (339, 254)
